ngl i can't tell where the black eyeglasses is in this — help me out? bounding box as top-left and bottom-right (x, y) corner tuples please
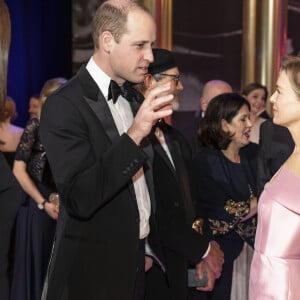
(157, 73), (180, 86)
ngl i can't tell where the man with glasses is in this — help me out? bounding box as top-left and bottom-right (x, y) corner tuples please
(147, 53), (182, 111)
(135, 48), (224, 300)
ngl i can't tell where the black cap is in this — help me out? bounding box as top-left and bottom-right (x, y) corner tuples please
(148, 48), (177, 75)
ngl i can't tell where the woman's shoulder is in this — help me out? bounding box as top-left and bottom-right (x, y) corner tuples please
(26, 117), (39, 126)
(9, 124), (24, 134)
(193, 146), (221, 164)
(196, 146), (220, 155)
(241, 142), (258, 159)
(23, 117), (40, 133)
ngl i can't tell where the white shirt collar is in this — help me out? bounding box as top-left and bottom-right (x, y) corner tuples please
(86, 57), (111, 100)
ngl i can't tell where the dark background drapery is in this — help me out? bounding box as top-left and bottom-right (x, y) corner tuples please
(6, 0), (72, 127)
(5, 0), (300, 128)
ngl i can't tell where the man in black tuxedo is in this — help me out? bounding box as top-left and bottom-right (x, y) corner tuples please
(135, 48), (224, 300)
(39, 1), (177, 300)
(257, 118), (294, 196)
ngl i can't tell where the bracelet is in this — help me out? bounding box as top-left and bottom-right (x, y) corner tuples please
(37, 199), (47, 210)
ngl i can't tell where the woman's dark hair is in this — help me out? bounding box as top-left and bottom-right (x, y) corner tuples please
(198, 93), (250, 150)
(242, 82), (268, 101)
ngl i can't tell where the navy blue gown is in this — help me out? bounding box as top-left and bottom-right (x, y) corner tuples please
(193, 143), (258, 300)
(0, 152), (23, 300)
(11, 118), (56, 300)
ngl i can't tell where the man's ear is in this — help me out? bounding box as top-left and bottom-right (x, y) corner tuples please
(144, 74), (154, 89)
(101, 31), (114, 53)
(200, 97), (206, 110)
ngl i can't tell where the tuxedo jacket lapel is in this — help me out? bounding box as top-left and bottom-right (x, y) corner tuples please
(157, 127), (196, 224)
(78, 68), (157, 211)
(77, 67), (120, 143)
(84, 96), (120, 142)
(150, 131), (177, 178)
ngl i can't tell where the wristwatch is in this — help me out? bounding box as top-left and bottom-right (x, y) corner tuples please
(37, 199), (47, 210)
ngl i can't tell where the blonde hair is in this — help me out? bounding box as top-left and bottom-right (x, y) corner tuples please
(0, 0), (11, 110)
(281, 55), (300, 98)
(39, 77), (67, 106)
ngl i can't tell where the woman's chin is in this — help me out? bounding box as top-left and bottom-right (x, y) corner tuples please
(273, 116), (282, 126)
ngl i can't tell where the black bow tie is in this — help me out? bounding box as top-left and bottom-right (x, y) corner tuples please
(108, 80), (130, 103)
(108, 80), (145, 104)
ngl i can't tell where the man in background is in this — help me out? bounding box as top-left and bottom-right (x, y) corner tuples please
(28, 94), (40, 118)
(135, 48), (224, 300)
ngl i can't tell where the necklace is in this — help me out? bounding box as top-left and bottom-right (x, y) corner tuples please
(248, 183), (255, 199)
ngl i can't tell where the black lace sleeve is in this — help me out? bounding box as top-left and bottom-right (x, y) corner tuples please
(15, 118), (40, 163)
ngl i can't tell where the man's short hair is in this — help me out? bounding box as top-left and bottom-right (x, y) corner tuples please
(92, 1), (150, 49)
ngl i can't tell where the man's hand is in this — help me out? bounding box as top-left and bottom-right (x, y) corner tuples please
(127, 82), (174, 145)
(44, 202), (59, 220)
(203, 240), (224, 279)
(195, 260), (215, 291)
(145, 256), (153, 272)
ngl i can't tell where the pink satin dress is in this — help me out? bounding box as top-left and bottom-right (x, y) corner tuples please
(249, 166), (300, 299)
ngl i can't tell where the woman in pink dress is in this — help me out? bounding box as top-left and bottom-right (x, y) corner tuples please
(249, 55), (300, 299)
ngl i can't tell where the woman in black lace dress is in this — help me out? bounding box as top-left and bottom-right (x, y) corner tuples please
(11, 78), (66, 300)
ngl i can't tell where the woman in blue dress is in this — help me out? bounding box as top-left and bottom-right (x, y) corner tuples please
(11, 77), (66, 300)
(193, 93), (258, 300)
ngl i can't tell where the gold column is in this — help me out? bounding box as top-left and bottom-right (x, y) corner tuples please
(256, 0), (288, 94)
(241, 0), (257, 86)
(140, 0), (173, 124)
(242, 0), (288, 115)
(158, 0), (172, 49)
(139, 0), (156, 18)
(139, 0), (173, 50)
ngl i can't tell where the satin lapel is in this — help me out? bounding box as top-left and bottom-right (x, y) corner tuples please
(77, 66), (120, 143)
(84, 95), (120, 142)
(165, 134), (184, 174)
(164, 131), (196, 224)
(140, 137), (156, 213)
(128, 94), (141, 117)
(150, 131), (177, 178)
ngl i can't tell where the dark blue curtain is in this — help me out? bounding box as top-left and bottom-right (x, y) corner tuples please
(7, 0), (72, 127)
